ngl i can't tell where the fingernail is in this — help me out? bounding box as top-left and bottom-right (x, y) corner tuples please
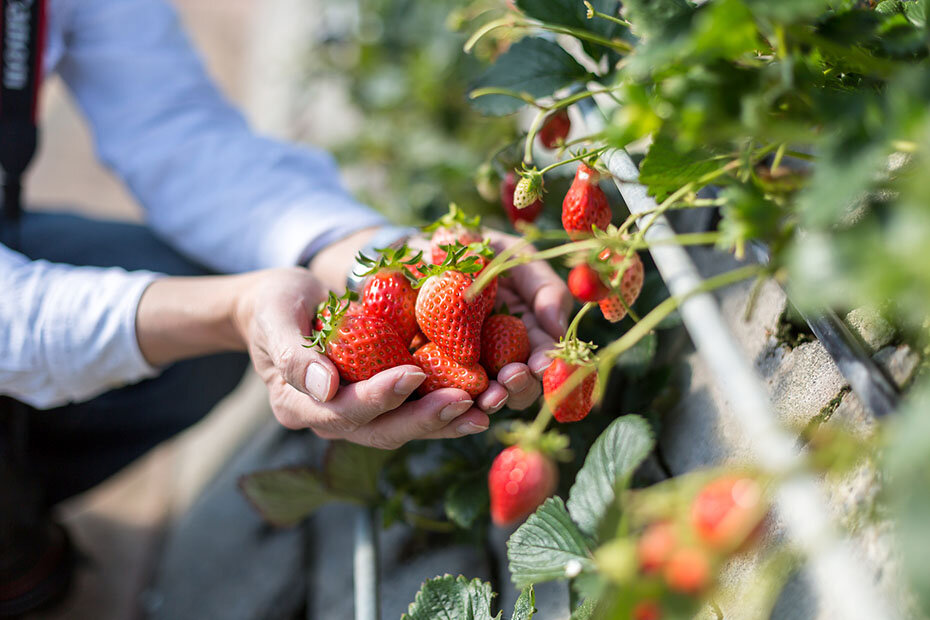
(439, 400), (473, 422)
(487, 395), (508, 413)
(305, 363), (331, 402)
(393, 370), (426, 395)
(502, 371), (531, 393)
(457, 421), (489, 435)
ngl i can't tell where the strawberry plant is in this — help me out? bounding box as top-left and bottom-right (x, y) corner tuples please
(242, 0), (930, 616)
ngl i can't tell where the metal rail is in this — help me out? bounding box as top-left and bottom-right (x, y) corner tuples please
(577, 99), (894, 619)
(354, 507), (381, 620)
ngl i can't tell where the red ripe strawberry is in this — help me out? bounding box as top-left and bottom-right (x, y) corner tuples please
(637, 521), (677, 574)
(501, 171), (543, 228)
(543, 339), (597, 423)
(632, 601), (661, 620)
(309, 292), (417, 383)
(412, 342), (489, 398)
(481, 314), (530, 376)
(568, 263), (609, 302)
(597, 248), (644, 323)
(663, 547), (711, 594)
(415, 246), (490, 365)
(692, 475), (765, 552)
(538, 108), (571, 149)
(424, 203), (483, 265)
(562, 163), (611, 239)
(356, 245), (422, 345)
(489, 445), (557, 526)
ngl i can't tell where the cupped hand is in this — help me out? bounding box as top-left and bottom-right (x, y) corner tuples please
(232, 268), (489, 449)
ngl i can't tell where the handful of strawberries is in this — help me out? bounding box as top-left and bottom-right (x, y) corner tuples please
(307, 205), (531, 401)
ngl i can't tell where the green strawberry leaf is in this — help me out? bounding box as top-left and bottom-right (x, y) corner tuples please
(507, 497), (596, 588)
(569, 598), (597, 620)
(238, 467), (335, 527)
(445, 474), (489, 529)
(566, 415), (654, 538)
(470, 38), (590, 116)
(515, 0), (623, 60)
(401, 575), (535, 620)
(638, 134), (725, 201)
(324, 441), (394, 504)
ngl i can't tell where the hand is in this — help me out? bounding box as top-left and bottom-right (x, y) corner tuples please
(232, 268), (489, 449)
(409, 228), (572, 415)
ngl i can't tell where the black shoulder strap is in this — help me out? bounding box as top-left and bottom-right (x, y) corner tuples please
(0, 0), (47, 250)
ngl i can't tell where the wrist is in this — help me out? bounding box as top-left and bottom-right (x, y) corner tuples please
(307, 227), (379, 292)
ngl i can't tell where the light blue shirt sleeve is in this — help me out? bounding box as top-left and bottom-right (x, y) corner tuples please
(0, 244), (160, 409)
(54, 0), (387, 272)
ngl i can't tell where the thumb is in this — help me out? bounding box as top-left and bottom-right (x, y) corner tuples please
(265, 315), (341, 403)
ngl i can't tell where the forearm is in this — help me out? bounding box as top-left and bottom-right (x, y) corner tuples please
(136, 274), (251, 366)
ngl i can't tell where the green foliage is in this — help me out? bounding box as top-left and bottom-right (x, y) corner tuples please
(238, 468), (335, 527)
(637, 134), (724, 201)
(471, 38), (591, 116)
(401, 575), (535, 620)
(444, 474), (488, 529)
(507, 497), (596, 588)
(239, 442), (393, 526)
(566, 415), (654, 537)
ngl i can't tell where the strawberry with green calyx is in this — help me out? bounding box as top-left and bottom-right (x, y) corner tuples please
(480, 309), (530, 376)
(313, 297), (365, 332)
(513, 168), (544, 210)
(488, 425), (570, 526)
(423, 203), (483, 265)
(501, 171), (543, 228)
(355, 244), (423, 345)
(597, 247), (644, 323)
(562, 161), (612, 239)
(542, 337), (598, 423)
(414, 245), (490, 366)
(538, 108), (571, 149)
(412, 342), (489, 398)
(307, 291), (417, 383)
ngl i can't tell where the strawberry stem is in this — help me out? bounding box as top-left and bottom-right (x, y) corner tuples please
(537, 146), (609, 175)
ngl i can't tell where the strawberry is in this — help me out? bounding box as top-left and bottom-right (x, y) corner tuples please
(488, 445), (557, 526)
(308, 292), (417, 383)
(501, 171), (543, 228)
(415, 245), (490, 365)
(637, 521), (677, 574)
(663, 547), (711, 594)
(412, 342), (489, 398)
(632, 601), (661, 620)
(481, 313), (530, 376)
(538, 108), (571, 149)
(568, 263), (609, 302)
(542, 339), (597, 423)
(513, 169), (544, 210)
(314, 299), (364, 332)
(562, 163), (611, 239)
(597, 248), (644, 323)
(356, 244), (422, 345)
(691, 475), (765, 552)
(424, 203), (483, 265)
